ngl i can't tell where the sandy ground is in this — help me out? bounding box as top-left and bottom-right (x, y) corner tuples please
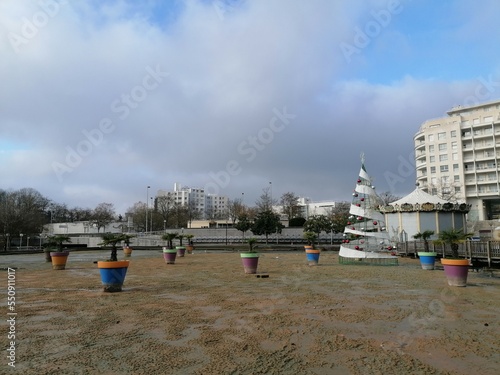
(1, 249), (499, 375)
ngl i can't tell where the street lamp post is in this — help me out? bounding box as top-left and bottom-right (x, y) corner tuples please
(150, 197), (154, 233)
(146, 186), (150, 234)
(20, 233), (23, 250)
(27, 236), (30, 249)
(39, 233), (43, 250)
(163, 220), (166, 232)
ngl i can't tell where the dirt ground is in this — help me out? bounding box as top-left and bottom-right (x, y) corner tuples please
(1, 249), (500, 375)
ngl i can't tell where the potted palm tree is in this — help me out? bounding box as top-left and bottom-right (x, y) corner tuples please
(413, 230), (436, 270)
(176, 234), (186, 257)
(122, 234), (135, 257)
(185, 234), (195, 254)
(240, 238), (259, 274)
(436, 228), (473, 287)
(162, 232), (178, 264)
(97, 233), (131, 292)
(46, 235), (71, 270)
(303, 231), (320, 265)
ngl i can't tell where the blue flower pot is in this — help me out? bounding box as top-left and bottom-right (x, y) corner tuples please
(97, 260), (130, 292)
(417, 252), (437, 270)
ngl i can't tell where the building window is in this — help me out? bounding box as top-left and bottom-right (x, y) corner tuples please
(438, 132), (446, 140)
(438, 143), (447, 151)
(429, 156), (435, 163)
(440, 165), (449, 172)
(454, 175), (460, 182)
(439, 154), (448, 162)
(428, 145), (435, 153)
(428, 134), (434, 142)
(453, 164), (459, 173)
(452, 153), (458, 160)
(430, 166), (436, 174)
(451, 130), (457, 138)
(455, 186), (461, 193)
(451, 141), (457, 150)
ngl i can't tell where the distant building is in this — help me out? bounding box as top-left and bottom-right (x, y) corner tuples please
(414, 99), (500, 221)
(157, 183), (229, 220)
(297, 198), (338, 219)
(43, 221), (126, 235)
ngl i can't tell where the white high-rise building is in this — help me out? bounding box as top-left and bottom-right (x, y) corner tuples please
(414, 99), (500, 221)
(157, 183), (228, 219)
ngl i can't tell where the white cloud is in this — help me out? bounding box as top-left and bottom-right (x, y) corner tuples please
(1, 0), (499, 213)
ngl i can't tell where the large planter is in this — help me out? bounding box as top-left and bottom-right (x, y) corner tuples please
(123, 246), (133, 257)
(305, 249), (321, 266)
(176, 246), (186, 257)
(186, 244), (194, 254)
(441, 258), (470, 287)
(240, 253), (260, 274)
(50, 251), (69, 270)
(163, 248), (177, 264)
(417, 252), (437, 270)
(97, 260), (130, 293)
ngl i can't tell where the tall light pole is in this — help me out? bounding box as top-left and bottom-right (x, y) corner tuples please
(20, 233), (23, 250)
(146, 186), (150, 234)
(150, 196), (154, 233)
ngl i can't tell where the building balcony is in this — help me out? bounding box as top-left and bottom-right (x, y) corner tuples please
(415, 142), (426, 150)
(474, 142), (495, 150)
(472, 131), (494, 139)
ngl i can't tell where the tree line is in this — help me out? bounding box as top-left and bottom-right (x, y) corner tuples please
(1, 186), (399, 248)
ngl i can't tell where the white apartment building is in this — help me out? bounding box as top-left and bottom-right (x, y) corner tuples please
(296, 197), (338, 219)
(414, 99), (500, 221)
(157, 183), (229, 220)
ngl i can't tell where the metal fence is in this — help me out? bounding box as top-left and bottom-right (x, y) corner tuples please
(396, 240), (500, 267)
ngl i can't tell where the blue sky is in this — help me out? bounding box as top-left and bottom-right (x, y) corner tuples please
(1, 0), (499, 214)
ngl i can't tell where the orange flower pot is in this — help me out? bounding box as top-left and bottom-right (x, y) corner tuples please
(50, 251), (69, 270)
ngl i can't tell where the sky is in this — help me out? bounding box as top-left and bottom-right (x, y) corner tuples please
(1, 0), (500, 215)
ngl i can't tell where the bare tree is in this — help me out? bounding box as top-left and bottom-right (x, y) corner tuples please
(280, 192), (301, 219)
(156, 195), (175, 227)
(91, 203), (115, 232)
(185, 200), (202, 228)
(255, 186), (276, 213)
(378, 191), (401, 206)
(422, 181), (462, 202)
(227, 198), (246, 224)
(125, 202), (147, 232)
(1, 188), (50, 248)
(325, 201), (351, 234)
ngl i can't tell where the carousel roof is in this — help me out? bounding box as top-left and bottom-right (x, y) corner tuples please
(389, 188), (449, 206)
(380, 187), (470, 213)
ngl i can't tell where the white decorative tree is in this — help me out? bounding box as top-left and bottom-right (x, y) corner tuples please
(339, 154), (398, 265)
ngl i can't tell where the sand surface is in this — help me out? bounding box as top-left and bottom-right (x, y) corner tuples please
(1, 249), (499, 374)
